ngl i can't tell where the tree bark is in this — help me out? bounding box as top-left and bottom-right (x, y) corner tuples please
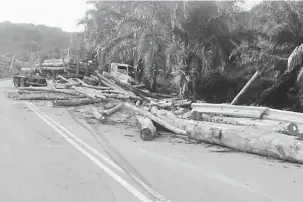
(100, 103), (124, 122)
(18, 87), (80, 96)
(124, 103), (186, 135)
(102, 72), (156, 102)
(151, 107), (301, 136)
(187, 124), (303, 164)
(53, 98), (104, 107)
(17, 94), (84, 101)
(147, 106), (303, 163)
(95, 72), (128, 94)
(136, 114), (156, 141)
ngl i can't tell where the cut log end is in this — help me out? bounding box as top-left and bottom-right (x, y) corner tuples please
(140, 128), (155, 141)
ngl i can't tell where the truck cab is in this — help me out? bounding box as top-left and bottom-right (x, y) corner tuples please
(109, 63), (137, 84)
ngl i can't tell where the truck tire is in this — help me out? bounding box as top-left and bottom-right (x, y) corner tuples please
(20, 78), (25, 87)
(13, 78), (20, 88)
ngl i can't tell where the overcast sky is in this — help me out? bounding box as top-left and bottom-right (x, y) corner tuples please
(0, 0), (262, 32)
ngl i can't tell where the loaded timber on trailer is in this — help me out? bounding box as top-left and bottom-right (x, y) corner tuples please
(34, 48), (98, 79)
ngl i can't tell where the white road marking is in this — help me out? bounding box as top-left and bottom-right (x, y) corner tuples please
(27, 101), (171, 202)
(24, 101), (153, 202)
(27, 102), (125, 173)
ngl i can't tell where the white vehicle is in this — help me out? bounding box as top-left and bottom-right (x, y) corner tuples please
(109, 63), (137, 84)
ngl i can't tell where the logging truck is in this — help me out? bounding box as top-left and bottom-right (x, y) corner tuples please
(11, 58), (47, 88)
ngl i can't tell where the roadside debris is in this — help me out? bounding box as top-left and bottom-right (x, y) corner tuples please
(7, 68), (303, 165)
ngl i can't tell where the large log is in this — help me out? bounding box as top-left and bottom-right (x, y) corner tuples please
(124, 103), (186, 135)
(40, 66), (65, 71)
(148, 107), (303, 163)
(136, 115), (156, 141)
(151, 107), (301, 137)
(18, 87), (80, 96)
(102, 93), (135, 100)
(102, 72), (155, 102)
(74, 78), (111, 90)
(53, 98), (104, 107)
(95, 72), (128, 94)
(186, 124), (303, 164)
(17, 94), (84, 101)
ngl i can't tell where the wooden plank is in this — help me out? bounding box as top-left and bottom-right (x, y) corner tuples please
(191, 103), (268, 119)
(191, 102), (303, 125)
(266, 109), (303, 124)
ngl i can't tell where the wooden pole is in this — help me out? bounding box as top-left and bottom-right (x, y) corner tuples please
(231, 71), (260, 105)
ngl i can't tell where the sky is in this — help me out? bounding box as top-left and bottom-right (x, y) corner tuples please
(0, 0), (262, 32)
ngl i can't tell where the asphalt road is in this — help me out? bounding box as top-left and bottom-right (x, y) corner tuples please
(0, 79), (303, 202)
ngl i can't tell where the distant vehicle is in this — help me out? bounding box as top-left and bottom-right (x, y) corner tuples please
(109, 63), (137, 85)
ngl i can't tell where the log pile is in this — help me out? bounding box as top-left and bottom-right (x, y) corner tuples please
(8, 68), (303, 165)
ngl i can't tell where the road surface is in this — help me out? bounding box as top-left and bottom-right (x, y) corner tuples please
(0, 79), (302, 202)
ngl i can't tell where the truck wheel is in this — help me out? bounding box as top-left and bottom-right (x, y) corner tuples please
(13, 78), (20, 88)
(20, 78), (25, 87)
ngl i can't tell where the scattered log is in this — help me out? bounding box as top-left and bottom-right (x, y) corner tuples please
(70, 86), (97, 99)
(158, 99), (192, 109)
(100, 103), (124, 122)
(231, 71), (260, 105)
(136, 114), (156, 141)
(150, 92), (176, 99)
(102, 93), (136, 100)
(53, 98), (104, 107)
(41, 66), (65, 71)
(17, 94), (84, 101)
(103, 72), (155, 102)
(92, 107), (102, 120)
(18, 87), (80, 96)
(83, 76), (99, 83)
(95, 72), (128, 94)
(124, 103), (186, 135)
(46, 80), (56, 90)
(151, 107), (302, 136)
(186, 123), (303, 164)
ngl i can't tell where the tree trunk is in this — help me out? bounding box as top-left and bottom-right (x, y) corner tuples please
(53, 98), (104, 107)
(124, 103), (186, 135)
(103, 72), (157, 101)
(148, 106), (303, 163)
(99, 103), (124, 122)
(18, 95), (69, 100)
(18, 87), (80, 96)
(151, 107), (301, 137)
(187, 124), (303, 164)
(95, 72), (128, 94)
(136, 114), (156, 141)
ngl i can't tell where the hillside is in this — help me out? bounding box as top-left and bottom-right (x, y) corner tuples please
(0, 21), (81, 77)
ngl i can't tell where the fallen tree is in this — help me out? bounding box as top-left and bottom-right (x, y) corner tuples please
(99, 103), (124, 122)
(124, 103), (186, 135)
(136, 114), (157, 141)
(17, 94), (85, 101)
(102, 72), (155, 103)
(53, 98), (105, 107)
(18, 87), (80, 96)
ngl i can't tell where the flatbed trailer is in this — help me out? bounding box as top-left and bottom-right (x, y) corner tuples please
(13, 74), (47, 88)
